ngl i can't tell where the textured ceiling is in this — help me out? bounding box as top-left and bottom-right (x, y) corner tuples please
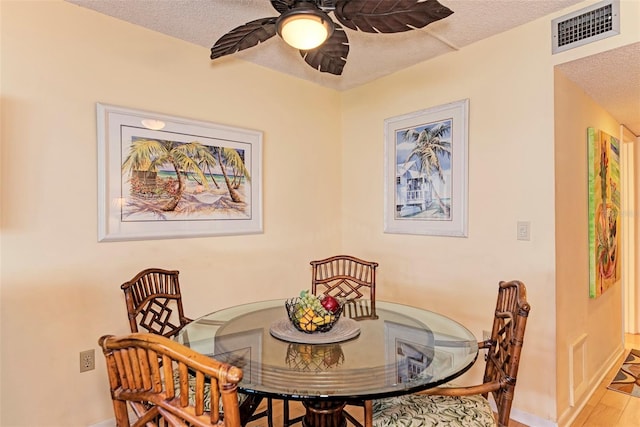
(66, 0), (639, 136)
(556, 42), (640, 137)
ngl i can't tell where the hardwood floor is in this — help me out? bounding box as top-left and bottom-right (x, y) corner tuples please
(501, 333), (640, 427)
(571, 333), (640, 427)
(249, 334), (640, 427)
(247, 399), (362, 427)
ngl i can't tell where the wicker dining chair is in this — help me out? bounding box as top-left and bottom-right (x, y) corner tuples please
(311, 255), (379, 320)
(281, 255), (379, 427)
(121, 268), (192, 338)
(369, 280), (531, 427)
(120, 268), (273, 426)
(99, 332), (243, 427)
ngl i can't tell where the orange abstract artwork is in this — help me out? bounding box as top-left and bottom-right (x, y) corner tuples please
(588, 128), (621, 298)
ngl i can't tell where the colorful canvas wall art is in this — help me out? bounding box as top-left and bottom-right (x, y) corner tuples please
(588, 128), (621, 298)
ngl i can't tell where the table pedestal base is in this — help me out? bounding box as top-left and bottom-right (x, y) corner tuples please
(302, 400), (347, 427)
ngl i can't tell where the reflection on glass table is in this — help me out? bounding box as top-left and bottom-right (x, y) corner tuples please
(286, 343), (345, 371)
(177, 299), (478, 427)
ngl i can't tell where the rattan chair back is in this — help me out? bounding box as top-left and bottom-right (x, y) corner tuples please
(305, 255), (379, 427)
(310, 255), (379, 320)
(368, 280), (531, 427)
(99, 332), (242, 427)
(482, 280), (531, 426)
(121, 268), (191, 338)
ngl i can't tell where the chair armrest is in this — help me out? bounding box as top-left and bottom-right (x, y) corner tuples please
(417, 380), (501, 397)
(478, 339), (494, 350)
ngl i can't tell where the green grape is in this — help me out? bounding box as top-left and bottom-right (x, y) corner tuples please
(295, 290), (337, 320)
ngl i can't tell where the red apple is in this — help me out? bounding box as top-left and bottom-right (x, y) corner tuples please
(321, 295), (340, 313)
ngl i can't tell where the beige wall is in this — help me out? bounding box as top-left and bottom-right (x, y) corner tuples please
(552, 1), (640, 424)
(341, 16), (559, 425)
(554, 71), (625, 424)
(2, 0), (639, 426)
(1, 2), (341, 425)
(339, 1), (639, 425)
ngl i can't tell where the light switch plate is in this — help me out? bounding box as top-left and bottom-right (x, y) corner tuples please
(517, 221), (531, 241)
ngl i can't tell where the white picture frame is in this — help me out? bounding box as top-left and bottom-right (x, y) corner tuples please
(97, 103), (263, 241)
(384, 99), (469, 237)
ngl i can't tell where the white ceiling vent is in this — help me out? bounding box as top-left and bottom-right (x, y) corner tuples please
(552, 0), (619, 54)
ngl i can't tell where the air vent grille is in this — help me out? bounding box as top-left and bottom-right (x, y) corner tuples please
(552, 0), (619, 54)
(557, 4), (612, 47)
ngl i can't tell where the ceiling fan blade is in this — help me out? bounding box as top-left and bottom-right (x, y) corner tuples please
(270, 0), (294, 14)
(211, 17), (278, 60)
(333, 0), (453, 33)
(300, 24), (349, 75)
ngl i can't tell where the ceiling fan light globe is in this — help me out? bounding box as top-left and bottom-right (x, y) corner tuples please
(276, 7), (334, 50)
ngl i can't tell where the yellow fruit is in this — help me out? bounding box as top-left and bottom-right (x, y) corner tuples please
(300, 320), (317, 332)
(298, 307), (318, 331)
(312, 316), (325, 325)
(301, 307), (315, 320)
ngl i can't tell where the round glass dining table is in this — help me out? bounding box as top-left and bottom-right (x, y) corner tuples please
(176, 299), (478, 427)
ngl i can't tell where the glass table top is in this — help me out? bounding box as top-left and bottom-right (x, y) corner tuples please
(177, 299), (478, 400)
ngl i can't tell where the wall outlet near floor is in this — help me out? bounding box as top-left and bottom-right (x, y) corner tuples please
(482, 330), (491, 341)
(80, 349), (95, 373)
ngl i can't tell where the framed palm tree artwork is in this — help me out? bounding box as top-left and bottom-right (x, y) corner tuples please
(97, 103), (262, 241)
(384, 99), (469, 237)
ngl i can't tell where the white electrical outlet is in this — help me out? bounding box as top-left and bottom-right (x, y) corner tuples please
(80, 349), (95, 373)
(482, 330), (491, 341)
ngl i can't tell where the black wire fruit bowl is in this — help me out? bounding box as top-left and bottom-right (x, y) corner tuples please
(285, 296), (343, 334)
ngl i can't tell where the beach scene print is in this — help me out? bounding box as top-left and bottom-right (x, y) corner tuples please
(395, 119), (453, 220)
(120, 136), (251, 222)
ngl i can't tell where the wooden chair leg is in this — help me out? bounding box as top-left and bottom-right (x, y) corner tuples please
(240, 395), (265, 425)
(112, 400), (130, 427)
(364, 400), (372, 427)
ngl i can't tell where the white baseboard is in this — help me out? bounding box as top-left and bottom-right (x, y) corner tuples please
(556, 343), (625, 427)
(510, 406), (558, 427)
(88, 419), (114, 427)
(488, 393), (557, 426)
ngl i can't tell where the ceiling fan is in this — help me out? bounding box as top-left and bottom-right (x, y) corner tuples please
(210, 0), (453, 76)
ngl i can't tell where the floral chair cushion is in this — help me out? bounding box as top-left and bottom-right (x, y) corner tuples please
(372, 393), (496, 427)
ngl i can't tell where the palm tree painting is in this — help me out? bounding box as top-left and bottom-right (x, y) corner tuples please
(588, 128), (621, 298)
(121, 137), (252, 221)
(395, 119), (452, 220)
(384, 100), (467, 237)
